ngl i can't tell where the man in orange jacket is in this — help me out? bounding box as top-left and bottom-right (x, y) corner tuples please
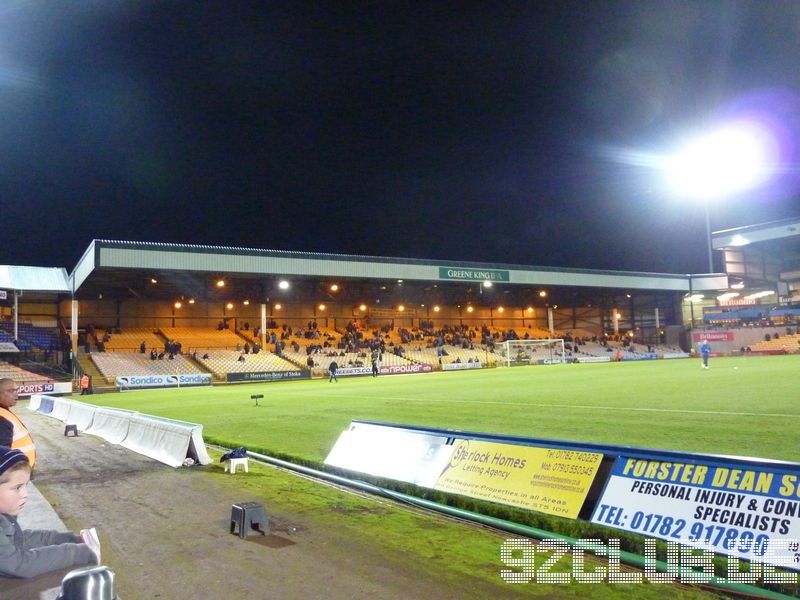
(80, 374), (90, 395)
(0, 378), (36, 467)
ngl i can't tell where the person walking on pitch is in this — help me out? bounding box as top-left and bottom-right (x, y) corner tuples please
(699, 339), (711, 369)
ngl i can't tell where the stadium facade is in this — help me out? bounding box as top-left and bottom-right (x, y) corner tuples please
(1, 239), (731, 353)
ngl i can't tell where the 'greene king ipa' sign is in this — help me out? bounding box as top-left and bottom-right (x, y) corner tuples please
(434, 439), (602, 518)
(439, 267), (510, 282)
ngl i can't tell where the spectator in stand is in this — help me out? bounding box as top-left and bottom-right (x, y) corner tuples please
(139, 341), (146, 354)
(0, 381), (35, 467)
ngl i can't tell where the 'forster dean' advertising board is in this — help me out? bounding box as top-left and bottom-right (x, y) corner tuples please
(592, 456), (800, 570)
(434, 439), (602, 518)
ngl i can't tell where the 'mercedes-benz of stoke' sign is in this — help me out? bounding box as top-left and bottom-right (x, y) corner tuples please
(439, 267), (509, 282)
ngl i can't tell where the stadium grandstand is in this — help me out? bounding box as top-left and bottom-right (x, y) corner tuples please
(0, 229), (797, 391)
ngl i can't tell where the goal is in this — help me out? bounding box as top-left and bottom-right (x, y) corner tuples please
(498, 339), (566, 367)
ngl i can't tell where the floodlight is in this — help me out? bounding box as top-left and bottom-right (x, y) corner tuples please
(243, 300), (250, 305)
(497, 306), (504, 313)
(318, 304), (326, 311)
(538, 291), (547, 298)
(359, 304), (367, 311)
(397, 305), (405, 312)
(330, 284), (339, 292)
(274, 303), (282, 310)
(483, 281), (492, 288)
(226, 302), (234, 309)
(174, 302), (182, 309)
(433, 305), (440, 312)
(666, 121), (776, 199)
(466, 306), (474, 313)
(216, 280), (225, 287)
(278, 280), (289, 290)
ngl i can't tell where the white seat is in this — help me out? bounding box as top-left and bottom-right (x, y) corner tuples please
(224, 457), (249, 474)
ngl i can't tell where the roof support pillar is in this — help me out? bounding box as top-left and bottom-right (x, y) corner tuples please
(261, 303), (267, 349)
(71, 300), (79, 356)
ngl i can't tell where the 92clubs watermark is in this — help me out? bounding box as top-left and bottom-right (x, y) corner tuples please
(500, 538), (800, 585)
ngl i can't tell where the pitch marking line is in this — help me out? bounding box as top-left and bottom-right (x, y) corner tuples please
(333, 395), (800, 419)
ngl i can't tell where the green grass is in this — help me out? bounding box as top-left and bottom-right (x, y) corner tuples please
(87, 355), (800, 464)
(70, 355), (797, 598)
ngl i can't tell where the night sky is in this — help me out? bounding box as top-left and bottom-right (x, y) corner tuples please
(3, 1), (800, 273)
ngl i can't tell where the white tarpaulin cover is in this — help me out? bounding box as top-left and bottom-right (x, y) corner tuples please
(83, 407), (135, 445)
(121, 414), (211, 468)
(65, 401), (98, 431)
(49, 397), (73, 421)
(29, 396), (210, 467)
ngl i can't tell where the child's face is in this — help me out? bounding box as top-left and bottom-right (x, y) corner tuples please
(0, 468), (30, 516)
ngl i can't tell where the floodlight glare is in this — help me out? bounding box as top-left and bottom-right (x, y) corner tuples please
(216, 280), (225, 287)
(483, 281), (492, 288)
(433, 305), (440, 312)
(278, 280), (289, 290)
(497, 306), (504, 313)
(666, 121), (776, 198)
(729, 234), (750, 247)
(359, 304), (367, 311)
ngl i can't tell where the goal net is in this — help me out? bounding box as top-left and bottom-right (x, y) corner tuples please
(498, 339), (566, 366)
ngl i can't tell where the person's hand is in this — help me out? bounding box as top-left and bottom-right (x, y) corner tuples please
(80, 527), (101, 564)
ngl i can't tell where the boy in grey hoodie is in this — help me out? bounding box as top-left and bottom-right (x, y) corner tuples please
(0, 447), (98, 578)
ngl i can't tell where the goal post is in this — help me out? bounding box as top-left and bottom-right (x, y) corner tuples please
(498, 339), (566, 366)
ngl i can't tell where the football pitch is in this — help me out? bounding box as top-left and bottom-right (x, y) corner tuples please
(87, 354), (800, 465)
